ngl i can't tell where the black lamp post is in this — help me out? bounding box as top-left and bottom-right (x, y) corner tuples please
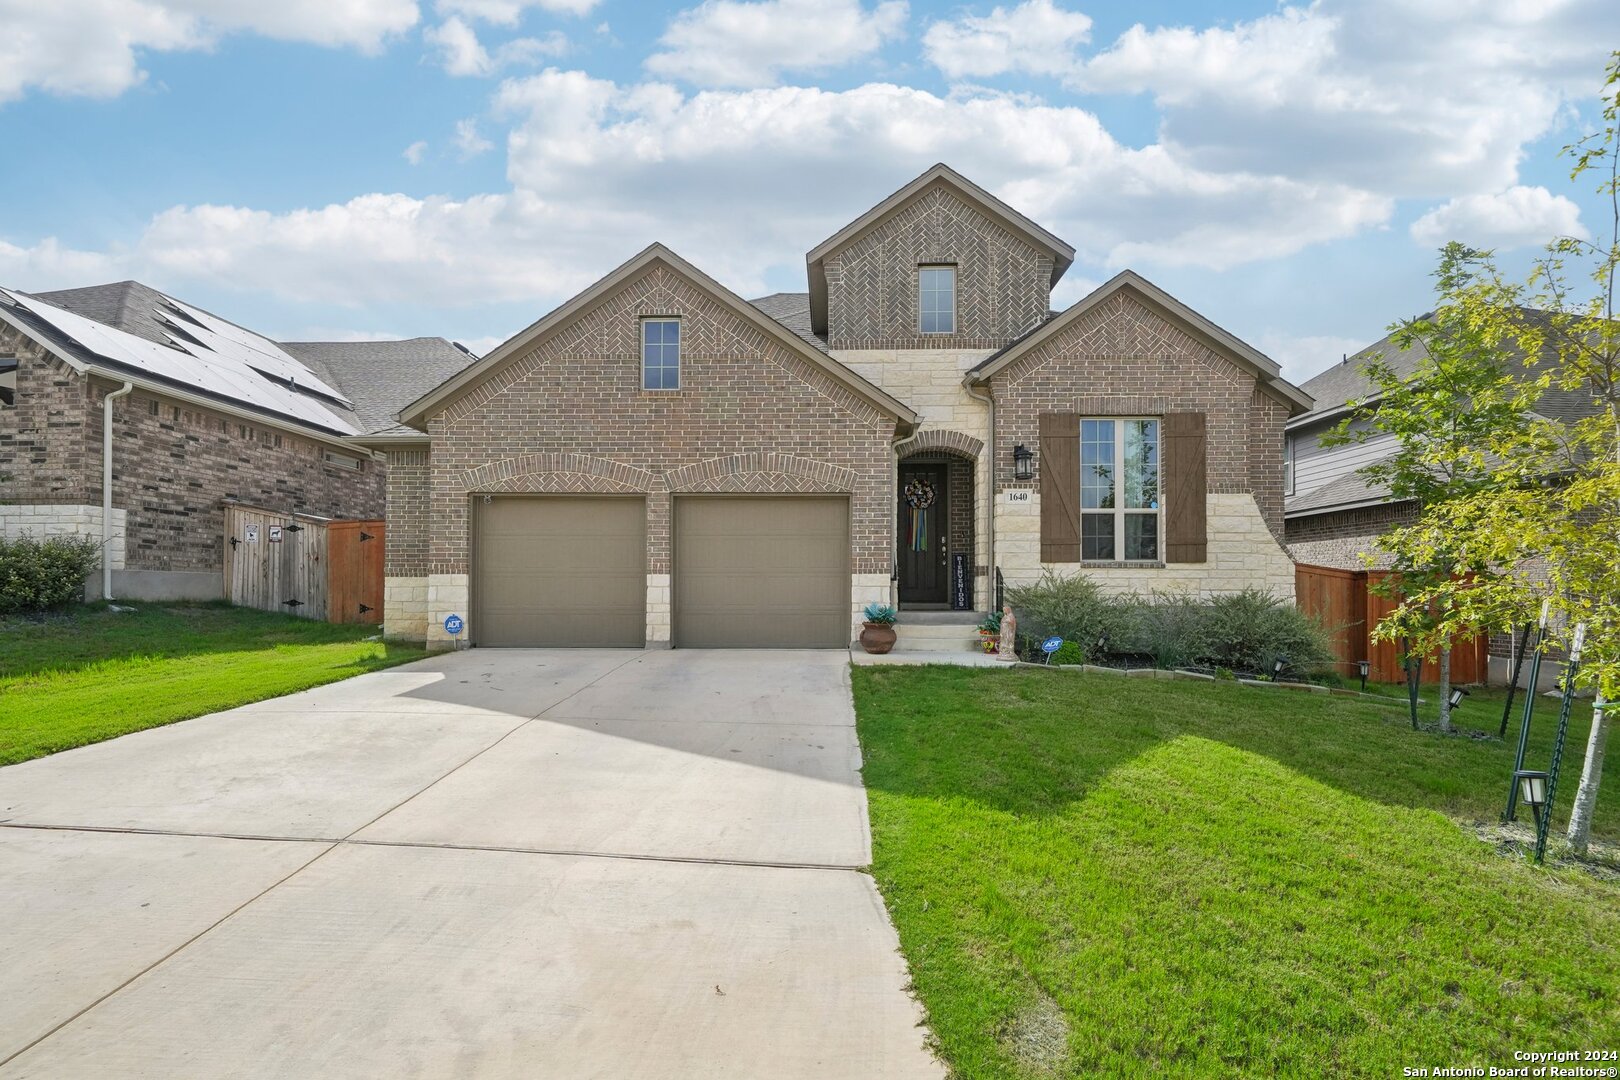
(1448, 687), (1469, 710)
(1357, 659), (1369, 692)
(1012, 443), (1034, 482)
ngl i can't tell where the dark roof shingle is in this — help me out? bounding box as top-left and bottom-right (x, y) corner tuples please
(281, 338), (477, 436)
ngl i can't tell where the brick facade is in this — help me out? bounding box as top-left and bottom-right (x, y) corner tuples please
(1284, 502), (1417, 570)
(0, 326), (90, 505)
(824, 184), (1054, 351)
(990, 289), (1291, 539)
(988, 287), (1297, 597)
(403, 260), (898, 645)
(1, 323), (384, 579)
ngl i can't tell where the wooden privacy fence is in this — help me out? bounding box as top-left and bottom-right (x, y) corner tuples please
(1295, 563), (1490, 684)
(223, 502), (383, 624)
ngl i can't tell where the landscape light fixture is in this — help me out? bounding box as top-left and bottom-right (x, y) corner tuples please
(1012, 443), (1034, 482)
(1449, 687), (1469, 710)
(1273, 657), (1287, 680)
(1357, 659), (1370, 692)
(1514, 770), (1549, 829)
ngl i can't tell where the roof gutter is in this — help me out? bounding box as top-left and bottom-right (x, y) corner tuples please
(102, 381), (134, 600)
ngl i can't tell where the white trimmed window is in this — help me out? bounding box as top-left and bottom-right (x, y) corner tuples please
(1079, 418), (1160, 561)
(918, 266), (956, 334)
(642, 318), (681, 390)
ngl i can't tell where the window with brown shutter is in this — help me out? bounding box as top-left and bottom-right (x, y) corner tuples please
(1163, 411), (1208, 563)
(1038, 413), (1081, 562)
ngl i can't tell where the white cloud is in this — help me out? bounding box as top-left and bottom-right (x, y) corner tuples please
(645, 0), (907, 88)
(424, 15), (564, 77)
(435, 0), (597, 25)
(1409, 185), (1588, 250)
(0, 236), (121, 290)
(403, 139), (428, 164)
(1071, 0), (1617, 196)
(0, 0), (418, 103)
(923, 0), (1092, 80)
(453, 118), (494, 157)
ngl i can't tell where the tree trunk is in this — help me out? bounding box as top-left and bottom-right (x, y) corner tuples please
(1566, 694), (1610, 856)
(1438, 645), (1453, 732)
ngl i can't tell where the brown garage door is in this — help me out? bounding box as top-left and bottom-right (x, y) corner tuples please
(473, 496), (645, 647)
(673, 496), (850, 648)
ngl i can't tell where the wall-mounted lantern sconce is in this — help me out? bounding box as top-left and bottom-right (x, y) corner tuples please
(1012, 443), (1034, 482)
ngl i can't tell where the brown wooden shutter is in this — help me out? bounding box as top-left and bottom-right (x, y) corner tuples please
(1163, 412), (1207, 563)
(1039, 413), (1081, 562)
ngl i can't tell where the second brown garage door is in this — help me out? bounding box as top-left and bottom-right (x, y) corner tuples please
(673, 496), (850, 648)
(473, 496), (645, 647)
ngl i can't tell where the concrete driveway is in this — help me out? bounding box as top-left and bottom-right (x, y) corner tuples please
(0, 650), (940, 1079)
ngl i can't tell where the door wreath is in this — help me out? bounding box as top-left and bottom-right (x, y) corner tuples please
(904, 477), (937, 553)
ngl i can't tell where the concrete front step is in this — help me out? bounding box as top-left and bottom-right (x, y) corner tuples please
(892, 622), (985, 653)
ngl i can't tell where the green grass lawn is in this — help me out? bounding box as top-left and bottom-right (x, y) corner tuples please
(0, 602), (428, 766)
(852, 666), (1620, 1078)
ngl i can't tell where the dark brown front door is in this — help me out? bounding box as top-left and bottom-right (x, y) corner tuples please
(898, 463), (948, 605)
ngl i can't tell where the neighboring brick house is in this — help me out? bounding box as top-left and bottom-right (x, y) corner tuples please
(380, 164), (1311, 650)
(0, 280), (470, 600)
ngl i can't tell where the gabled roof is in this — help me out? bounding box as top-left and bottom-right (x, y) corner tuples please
(804, 163), (1076, 337)
(1290, 307), (1605, 431)
(0, 285), (363, 440)
(966, 269), (1315, 415)
(399, 244), (918, 432)
(282, 338), (477, 437)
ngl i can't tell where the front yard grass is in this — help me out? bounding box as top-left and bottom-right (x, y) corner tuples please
(852, 666), (1620, 1078)
(0, 602), (427, 766)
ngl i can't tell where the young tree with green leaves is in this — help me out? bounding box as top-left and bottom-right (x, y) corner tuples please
(1368, 52), (1620, 854)
(1324, 244), (1531, 732)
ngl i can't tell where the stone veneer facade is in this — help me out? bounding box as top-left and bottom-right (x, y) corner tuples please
(987, 288), (1297, 599)
(389, 260), (900, 648)
(0, 321), (385, 593)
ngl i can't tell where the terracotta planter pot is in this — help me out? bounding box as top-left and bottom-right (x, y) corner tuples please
(860, 621), (897, 654)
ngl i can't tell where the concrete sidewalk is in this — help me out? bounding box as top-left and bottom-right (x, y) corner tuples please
(0, 650), (940, 1078)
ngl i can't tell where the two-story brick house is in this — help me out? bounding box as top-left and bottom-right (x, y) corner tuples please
(379, 164), (1312, 649)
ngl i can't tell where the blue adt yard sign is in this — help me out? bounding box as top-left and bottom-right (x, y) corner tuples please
(443, 614), (464, 636)
(1041, 636), (1063, 655)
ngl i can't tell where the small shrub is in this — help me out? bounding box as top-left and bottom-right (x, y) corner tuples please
(1129, 590), (1208, 670)
(863, 602), (897, 625)
(0, 534), (102, 615)
(1050, 640), (1084, 666)
(1007, 571), (1135, 661)
(1199, 589), (1333, 676)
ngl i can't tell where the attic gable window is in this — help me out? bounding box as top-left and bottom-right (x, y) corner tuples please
(642, 318), (681, 390)
(919, 266), (956, 334)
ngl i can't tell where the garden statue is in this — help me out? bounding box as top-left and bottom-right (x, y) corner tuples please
(997, 604), (1017, 661)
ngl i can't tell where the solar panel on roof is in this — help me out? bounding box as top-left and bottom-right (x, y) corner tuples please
(158, 297), (352, 405)
(0, 288), (360, 437)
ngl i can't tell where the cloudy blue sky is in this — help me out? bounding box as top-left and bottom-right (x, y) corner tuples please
(1, 0), (1616, 383)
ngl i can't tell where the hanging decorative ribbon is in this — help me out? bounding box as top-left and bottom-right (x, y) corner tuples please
(903, 477), (937, 553)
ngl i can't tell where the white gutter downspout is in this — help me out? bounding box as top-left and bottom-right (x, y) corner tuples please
(965, 380), (996, 607)
(102, 381), (133, 600)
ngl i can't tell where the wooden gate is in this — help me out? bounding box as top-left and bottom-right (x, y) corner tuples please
(1295, 563), (1491, 684)
(327, 519), (384, 625)
(223, 502), (383, 624)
